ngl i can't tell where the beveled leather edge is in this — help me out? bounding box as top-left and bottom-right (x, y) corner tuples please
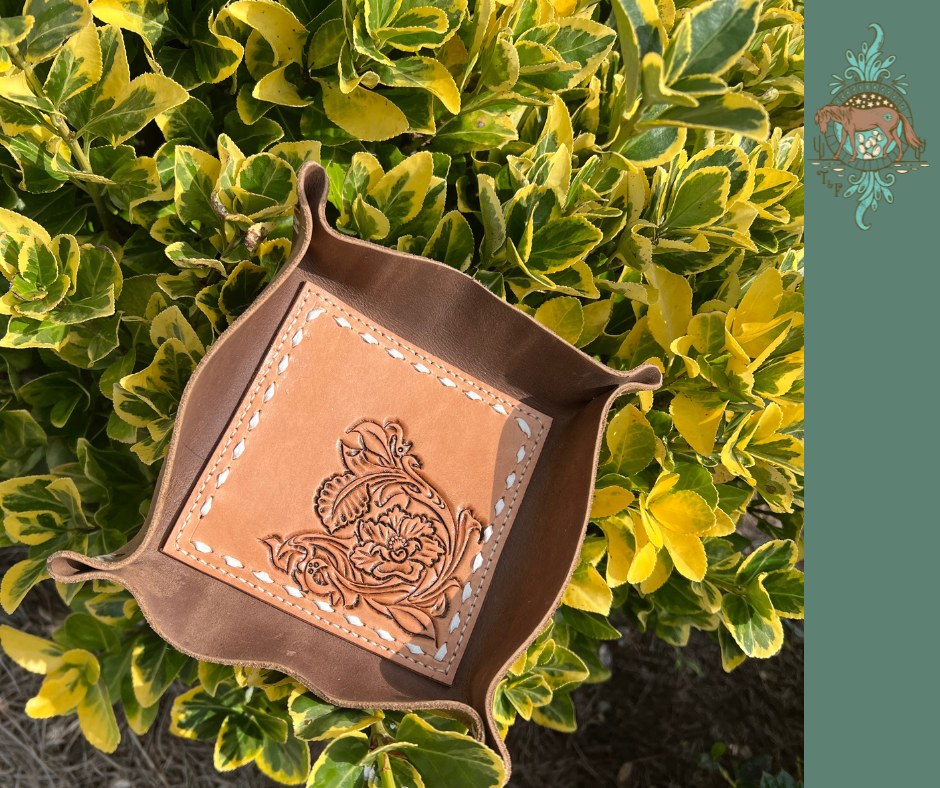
(48, 162), (663, 782)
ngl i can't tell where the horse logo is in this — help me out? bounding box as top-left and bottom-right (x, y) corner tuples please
(812, 24), (928, 229)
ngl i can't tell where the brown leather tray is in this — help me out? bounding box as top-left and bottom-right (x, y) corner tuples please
(48, 162), (661, 775)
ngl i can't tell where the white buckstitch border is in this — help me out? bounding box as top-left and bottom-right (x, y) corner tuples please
(314, 291), (545, 425)
(177, 549), (444, 673)
(172, 284), (547, 676)
(173, 291), (312, 554)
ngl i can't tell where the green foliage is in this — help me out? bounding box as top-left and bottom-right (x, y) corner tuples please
(0, 0), (803, 783)
(699, 740), (803, 787)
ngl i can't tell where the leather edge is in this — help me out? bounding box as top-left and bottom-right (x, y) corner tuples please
(296, 163), (664, 392)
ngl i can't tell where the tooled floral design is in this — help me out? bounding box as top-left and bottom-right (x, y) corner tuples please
(261, 420), (483, 646)
(351, 507), (445, 582)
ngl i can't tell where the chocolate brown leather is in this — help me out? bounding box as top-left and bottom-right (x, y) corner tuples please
(48, 162), (662, 778)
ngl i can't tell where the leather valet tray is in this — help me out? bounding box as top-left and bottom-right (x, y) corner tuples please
(49, 162), (661, 773)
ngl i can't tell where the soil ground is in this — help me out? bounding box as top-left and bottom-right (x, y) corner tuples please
(0, 547), (803, 788)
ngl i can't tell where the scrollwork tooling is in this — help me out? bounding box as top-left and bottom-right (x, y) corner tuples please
(261, 420), (484, 647)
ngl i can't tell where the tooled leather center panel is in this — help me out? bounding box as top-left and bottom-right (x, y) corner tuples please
(264, 418), (484, 646)
(163, 282), (551, 684)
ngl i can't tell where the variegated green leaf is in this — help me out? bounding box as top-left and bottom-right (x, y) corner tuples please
(305, 732), (369, 788)
(89, 0), (167, 49)
(156, 97), (213, 148)
(234, 153), (296, 217)
(647, 92), (770, 141)
(664, 166), (730, 230)
(396, 713), (506, 788)
(219, 260), (267, 318)
(372, 56), (460, 115)
(174, 145), (222, 228)
(257, 731), (311, 785)
(61, 23), (126, 129)
(367, 151), (432, 228)
(0, 16), (35, 48)
(80, 72), (188, 144)
(431, 110), (517, 154)
(43, 20), (102, 106)
(663, 0), (761, 82)
(21, 0), (92, 63)
(131, 632), (188, 707)
(0, 128), (69, 193)
(289, 691), (381, 742)
(423, 210), (473, 270)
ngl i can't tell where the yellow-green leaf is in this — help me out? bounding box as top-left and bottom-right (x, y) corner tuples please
(591, 485), (635, 519)
(598, 515), (635, 586)
(648, 489), (716, 535)
(721, 580), (783, 658)
(1, 555), (49, 614)
(664, 0), (761, 80)
(289, 691), (381, 741)
(562, 563), (612, 614)
(225, 0), (306, 64)
(320, 82), (409, 142)
(646, 264), (693, 350)
(606, 404), (656, 477)
(174, 145), (222, 228)
(735, 539), (798, 587)
(688, 310), (726, 355)
(131, 632), (188, 707)
(430, 110), (517, 155)
(25, 648), (98, 718)
(78, 675), (120, 752)
(650, 92), (770, 142)
(670, 392), (726, 457)
(423, 210), (474, 271)
(762, 569), (803, 620)
(257, 732), (311, 785)
(659, 528), (707, 581)
(305, 732), (369, 787)
(89, 0), (166, 48)
(268, 140), (321, 173)
(0, 16), (34, 48)
(253, 63), (311, 107)
(0, 624), (65, 674)
(0, 69), (55, 112)
(530, 690), (576, 733)
(150, 304), (204, 356)
(535, 296), (584, 344)
(527, 217), (602, 275)
(718, 622), (747, 672)
(664, 166), (730, 230)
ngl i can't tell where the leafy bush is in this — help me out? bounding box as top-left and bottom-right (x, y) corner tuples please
(0, 0), (804, 784)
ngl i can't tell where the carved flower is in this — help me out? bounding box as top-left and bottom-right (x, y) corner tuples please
(351, 506), (445, 583)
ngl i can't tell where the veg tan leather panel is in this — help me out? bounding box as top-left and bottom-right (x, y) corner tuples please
(163, 281), (551, 684)
(48, 163), (662, 780)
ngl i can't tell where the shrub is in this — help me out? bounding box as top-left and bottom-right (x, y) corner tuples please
(0, 0), (803, 784)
